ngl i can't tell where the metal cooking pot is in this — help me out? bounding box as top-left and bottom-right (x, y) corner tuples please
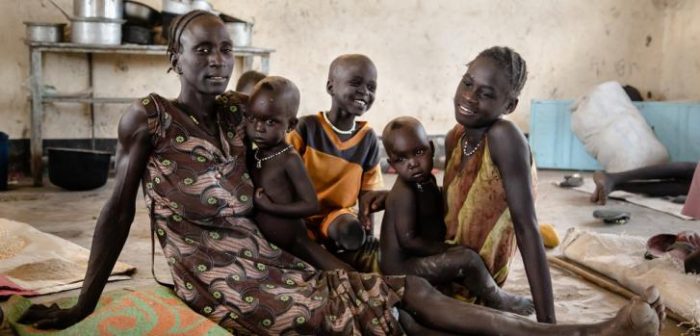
(24, 22), (66, 43)
(74, 0), (123, 19)
(160, 11), (179, 39)
(162, 0), (191, 15)
(225, 21), (253, 47)
(123, 0), (161, 27)
(122, 24), (152, 44)
(190, 0), (212, 12)
(71, 17), (124, 45)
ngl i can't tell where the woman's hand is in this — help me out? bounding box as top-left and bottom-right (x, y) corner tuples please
(18, 303), (90, 330)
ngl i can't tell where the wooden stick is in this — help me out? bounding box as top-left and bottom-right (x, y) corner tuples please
(548, 255), (685, 323)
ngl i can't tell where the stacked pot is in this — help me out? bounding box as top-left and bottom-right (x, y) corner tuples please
(122, 1), (162, 45)
(71, 0), (124, 45)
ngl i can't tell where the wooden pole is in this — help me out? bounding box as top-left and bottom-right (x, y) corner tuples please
(548, 255), (685, 323)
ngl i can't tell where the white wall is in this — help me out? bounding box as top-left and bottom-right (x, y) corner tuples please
(0, 0), (696, 140)
(658, 0), (700, 101)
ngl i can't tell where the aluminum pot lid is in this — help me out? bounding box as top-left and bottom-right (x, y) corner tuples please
(71, 17), (126, 23)
(24, 22), (67, 27)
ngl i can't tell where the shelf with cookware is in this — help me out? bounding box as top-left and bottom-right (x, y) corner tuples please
(26, 42), (274, 186)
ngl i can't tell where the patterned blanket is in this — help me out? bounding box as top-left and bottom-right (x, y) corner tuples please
(3, 286), (229, 335)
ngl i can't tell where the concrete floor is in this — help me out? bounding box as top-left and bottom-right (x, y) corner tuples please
(0, 170), (694, 334)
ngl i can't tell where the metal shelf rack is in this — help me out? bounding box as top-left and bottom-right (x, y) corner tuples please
(27, 42), (274, 186)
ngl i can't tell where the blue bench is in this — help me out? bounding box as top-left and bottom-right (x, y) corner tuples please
(529, 100), (700, 170)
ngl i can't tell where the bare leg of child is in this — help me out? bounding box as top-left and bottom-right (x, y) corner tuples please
(591, 162), (696, 205)
(291, 236), (354, 272)
(398, 309), (459, 336)
(401, 276), (664, 336)
(327, 214), (366, 250)
(405, 247), (534, 316)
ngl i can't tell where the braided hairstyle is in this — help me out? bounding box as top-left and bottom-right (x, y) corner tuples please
(166, 10), (218, 73)
(471, 46), (528, 99)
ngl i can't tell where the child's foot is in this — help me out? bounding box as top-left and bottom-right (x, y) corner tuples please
(591, 171), (614, 205)
(598, 286), (664, 336)
(481, 287), (535, 316)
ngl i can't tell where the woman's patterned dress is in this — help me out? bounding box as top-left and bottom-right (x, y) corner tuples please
(140, 92), (405, 335)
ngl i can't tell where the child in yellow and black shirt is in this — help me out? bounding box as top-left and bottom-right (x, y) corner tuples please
(288, 54), (383, 269)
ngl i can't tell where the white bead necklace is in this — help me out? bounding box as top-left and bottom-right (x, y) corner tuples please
(254, 145), (292, 168)
(462, 132), (483, 158)
(322, 112), (356, 135)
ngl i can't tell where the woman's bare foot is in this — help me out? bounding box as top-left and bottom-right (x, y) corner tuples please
(481, 287), (535, 316)
(591, 171), (614, 205)
(599, 286), (665, 336)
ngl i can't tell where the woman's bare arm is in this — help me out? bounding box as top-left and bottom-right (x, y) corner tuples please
(487, 119), (555, 323)
(19, 102), (153, 329)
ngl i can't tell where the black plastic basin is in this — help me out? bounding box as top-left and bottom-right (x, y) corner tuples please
(48, 148), (112, 191)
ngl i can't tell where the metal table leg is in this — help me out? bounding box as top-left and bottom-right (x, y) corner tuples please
(261, 55), (270, 74)
(29, 48), (43, 186)
(242, 56), (254, 73)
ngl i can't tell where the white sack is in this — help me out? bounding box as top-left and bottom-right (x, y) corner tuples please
(571, 81), (669, 172)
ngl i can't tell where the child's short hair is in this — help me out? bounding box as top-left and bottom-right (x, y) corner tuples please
(236, 70), (267, 92)
(252, 76), (301, 118)
(381, 116), (426, 151)
(328, 54), (374, 80)
(471, 46), (528, 98)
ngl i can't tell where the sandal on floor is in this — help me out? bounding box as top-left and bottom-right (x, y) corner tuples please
(559, 174), (584, 188)
(685, 249), (700, 274)
(593, 209), (631, 224)
(664, 195), (687, 204)
(645, 231), (700, 273)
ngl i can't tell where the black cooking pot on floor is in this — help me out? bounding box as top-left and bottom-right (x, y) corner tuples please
(48, 148), (112, 191)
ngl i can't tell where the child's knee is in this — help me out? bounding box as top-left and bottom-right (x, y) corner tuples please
(404, 276), (438, 309)
(445, 245), (478, 263)
(462, 248), (482, 264)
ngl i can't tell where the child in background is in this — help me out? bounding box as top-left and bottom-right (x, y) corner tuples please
(236, 70), (266, 95)
(288, 54), (383, 268)
(245, 76), (351, 271)
(590, 162), (698, 209)
(380, 116), (534, 316)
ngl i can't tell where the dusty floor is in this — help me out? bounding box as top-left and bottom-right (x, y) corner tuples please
(0, 170), (694, 334)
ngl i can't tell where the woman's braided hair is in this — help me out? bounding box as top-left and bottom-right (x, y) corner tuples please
(472, 46), (528, 98)
(166, 10), (217, 72)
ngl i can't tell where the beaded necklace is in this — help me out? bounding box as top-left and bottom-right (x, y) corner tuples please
(322, 112), (356, 135)
(254, 145), (292, 168)
(462, 132), (483, 158)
